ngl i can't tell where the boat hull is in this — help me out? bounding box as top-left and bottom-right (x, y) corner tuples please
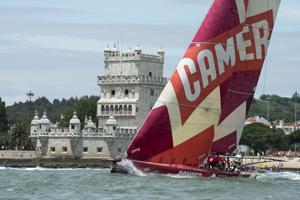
(111, 159), (252, 178)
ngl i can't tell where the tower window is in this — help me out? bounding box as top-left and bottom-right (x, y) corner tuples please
(111, 90), (115, 97)
(128, 105), (132, 114)
(106, 105), (109, 115)
(50, 147), (55, 152)
(83, 147), (88, 152)
(119, 105), (123, 114)
(124, 89), (129, 97)
(149, 72), (152, 77)
(62, 147), (67, 152)
(97, 147), (103, 153)
(136, 107), (139, 113)
(71, 125), (75, 129)
(150, 88), (155, 96)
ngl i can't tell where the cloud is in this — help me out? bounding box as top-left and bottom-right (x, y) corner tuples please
(0, 21), (196, 54)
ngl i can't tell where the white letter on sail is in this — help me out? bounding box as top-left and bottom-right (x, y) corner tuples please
(198, 49), (217, 88)
(215, 37), (236, 75)
(252, 20), (270, 59)
(236, 26), (254, 61)
(177, 58), (201, 102)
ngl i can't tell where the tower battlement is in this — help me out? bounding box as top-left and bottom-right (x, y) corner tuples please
(104, 45), (164, 63)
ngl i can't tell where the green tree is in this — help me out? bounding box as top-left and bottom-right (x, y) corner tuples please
(240, 123), (288, 154)
(58, 109), (74, 128)
(0, 97), (8, 133)
(289, 130), (300, 144)
(77, 96), (98, 127)
(9, 122), (32, 150)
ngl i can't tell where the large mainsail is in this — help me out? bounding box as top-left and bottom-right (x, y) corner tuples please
(127, 0), (281, 167)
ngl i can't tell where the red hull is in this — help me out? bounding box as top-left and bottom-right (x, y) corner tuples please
(112, 159), (251, 178)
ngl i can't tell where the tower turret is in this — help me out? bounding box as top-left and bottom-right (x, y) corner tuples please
(30, 111), (40, 135)
(134, 45), (142, 55)
(104, 45), (112, 60)
(105, 114), (117, 134)
(69, 110), (81, 135)
(39, 110), (51, 132)
(87, 116), (96, 129)
(157, 47), (165, 60)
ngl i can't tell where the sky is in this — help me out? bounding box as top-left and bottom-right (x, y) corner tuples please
(0, 0), (300, 106)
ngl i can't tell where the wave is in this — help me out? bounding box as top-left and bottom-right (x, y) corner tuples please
(257, 171), (300, 181)
(116, 159), (146, 177)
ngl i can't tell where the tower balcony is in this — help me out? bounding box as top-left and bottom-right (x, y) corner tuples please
(97, 75), (168, 86)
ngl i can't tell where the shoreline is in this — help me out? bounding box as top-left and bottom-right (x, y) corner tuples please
(1, 155), (300, 170)
(0, 157), (112, 168)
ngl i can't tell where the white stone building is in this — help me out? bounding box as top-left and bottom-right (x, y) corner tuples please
(97, 46), (167, 132)
(275, 119), (300, 135)
(245, 116), (271, 127)
(30, 46), (167, 159)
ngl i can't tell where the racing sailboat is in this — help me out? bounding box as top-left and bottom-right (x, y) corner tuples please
(112, 0), (281, 177)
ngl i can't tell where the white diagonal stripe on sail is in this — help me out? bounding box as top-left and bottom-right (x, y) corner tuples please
(246, 0), (281, 21)
(154, 83), (221, 147)
(214, 101), (247, 143)
(236, 0), (246, 23)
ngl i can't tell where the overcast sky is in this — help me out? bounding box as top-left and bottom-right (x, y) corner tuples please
(0, 0), (300, 105)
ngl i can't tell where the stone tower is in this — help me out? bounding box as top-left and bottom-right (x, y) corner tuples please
(97, 45), (167, 134)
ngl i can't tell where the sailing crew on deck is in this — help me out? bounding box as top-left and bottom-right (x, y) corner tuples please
(231, 154), (242, 172)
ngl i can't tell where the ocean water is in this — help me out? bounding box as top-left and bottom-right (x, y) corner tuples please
(0, 167), (299, 200)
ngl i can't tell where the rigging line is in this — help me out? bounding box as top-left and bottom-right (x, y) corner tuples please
(262, 0), (270, 95)
(263, 50), (268, 95)
(227, 89), (254, 96)
(156, 100), (221, 112)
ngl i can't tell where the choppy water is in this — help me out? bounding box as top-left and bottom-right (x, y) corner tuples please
(0, 167), (299, 200)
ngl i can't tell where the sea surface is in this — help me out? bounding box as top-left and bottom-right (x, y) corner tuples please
(0, 166), (299, 200)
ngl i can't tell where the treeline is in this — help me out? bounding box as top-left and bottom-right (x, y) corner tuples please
(0, 98), (8, 134)
(240, 123), (300, 154)
(248, 93), (300, 122)
(5, 93), (300, 125)
(6, 96), (99, 127)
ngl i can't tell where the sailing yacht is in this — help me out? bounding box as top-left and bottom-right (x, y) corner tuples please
(111, 0), (281, 177)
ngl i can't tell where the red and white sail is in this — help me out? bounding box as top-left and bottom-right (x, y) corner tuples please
(127, 0), (281, 167)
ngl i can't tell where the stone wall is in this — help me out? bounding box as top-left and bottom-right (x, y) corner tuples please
(0, 150), (37, 159)
(46, 137), (74, 158)
(81, 138), (111, 158)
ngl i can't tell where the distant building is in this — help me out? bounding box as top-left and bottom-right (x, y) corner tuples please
(245, 116), (270, 127)
(275, 119), (300, 135)
(30, 46), (167, 159)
